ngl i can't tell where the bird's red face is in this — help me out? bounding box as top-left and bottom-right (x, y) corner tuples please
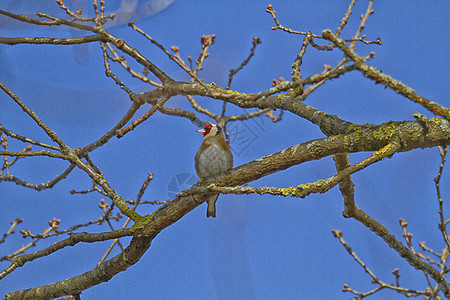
(198, 124), (213, 137)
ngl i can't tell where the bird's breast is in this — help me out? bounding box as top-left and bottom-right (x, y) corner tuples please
(196, 143), (232, 178)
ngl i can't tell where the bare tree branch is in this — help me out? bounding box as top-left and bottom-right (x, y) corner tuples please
(1, 1), (449, 298)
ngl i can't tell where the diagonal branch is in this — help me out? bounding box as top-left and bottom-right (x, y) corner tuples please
(116, 96), (171, 138)
(227, 37), (261, 90)
(0, 9), (96, 31)
(350, 204), (450, 297)
(0, 81), (68, 150)
(5, 117), (450, 298)
(332, 230), (429, 298)
(78, 100), (143, 154)
(335, 0), (356, 37)
(291, 32), (312, 81)
(181, 139), (400, 199)
(5, 234), (150, 299)
(128, 22), (204, 86)
(322, 29), (450, 120)
(435, 146), (450, 250)
(0, 124), (59, 151)
(0, 228), (132, 280)
(0, 164), (75, 191)
(0, 34), (107, 45)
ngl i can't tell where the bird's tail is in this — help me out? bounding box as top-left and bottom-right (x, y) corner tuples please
(206, 193), (219, 218)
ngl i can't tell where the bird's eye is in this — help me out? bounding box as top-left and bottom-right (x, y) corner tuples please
(204, 124), (213, 134)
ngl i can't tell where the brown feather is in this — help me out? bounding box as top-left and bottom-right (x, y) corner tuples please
(195, 125), (233, 217)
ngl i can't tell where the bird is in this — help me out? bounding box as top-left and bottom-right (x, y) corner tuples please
(195, 123), (233, 218)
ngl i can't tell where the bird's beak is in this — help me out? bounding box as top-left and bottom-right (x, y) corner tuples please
(197, 129), (206, 133)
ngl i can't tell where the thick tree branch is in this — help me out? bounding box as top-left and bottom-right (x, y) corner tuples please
(333, 153), (356, 217)
(5, 231), (142, 300)
(180, 140), (400, 199)
(137, 118), (450, 239)
(12, 116), (447, 298)
(1, 2), (449, 299)
(135, 68), (356, 131)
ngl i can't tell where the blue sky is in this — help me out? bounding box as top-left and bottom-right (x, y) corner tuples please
(1, 1), (450, 299)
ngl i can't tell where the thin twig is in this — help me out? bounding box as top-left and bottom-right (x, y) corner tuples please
(0, 81), (68, 150)
(0, 227), (132, 280)
(291, 32), (312, 82)
(0, 164), (75, 191)
(0, 218), (23, 245)
(116, 96), (171, 138)
(101, 42), (137, 96)
(78, 100), (143, 154)
(349, 0), (375, 51)
(129, 22), (207, 87)
(0, 124), (59, 151)
(322, 30), (450, 121)
(435, 146), (450, 250)
(265, 4), (381, 46)
(333, 230), (431, 298)
(192, 35), (216, 79)
(104, 42), (162, 87)
(227, 37), (261, 90)
(336, 0), (357, 37)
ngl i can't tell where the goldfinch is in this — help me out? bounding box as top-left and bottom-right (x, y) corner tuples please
(195, 124), (233, 217)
